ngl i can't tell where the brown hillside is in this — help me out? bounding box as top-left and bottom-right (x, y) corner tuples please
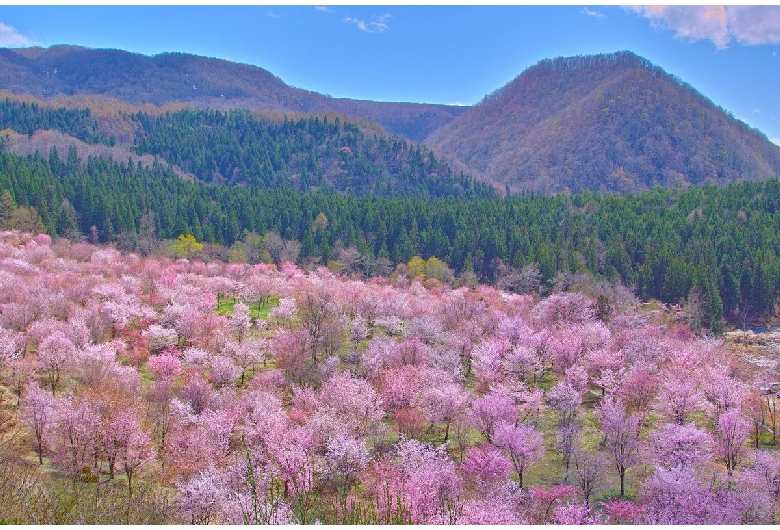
(0, 46), (467, 142)
(426, 51), (780, 194)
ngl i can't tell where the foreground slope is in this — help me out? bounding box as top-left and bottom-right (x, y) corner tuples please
(426, 51), (780, 194)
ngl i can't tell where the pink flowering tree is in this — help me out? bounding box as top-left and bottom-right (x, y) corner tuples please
(324, 434), (371, 516)
(602, 499), (643, 524)
(147, 353), (182, 382)
(470, 390), (518, 443)
(415, 381), (470, 443)
(716, 407), (751, 477)
(144, 324), (179, 354)
(596, 395), (642, 496)
(209, 355), (241, 387)
(492, 421), (544, 489)
(556, 422), (579, 482)
(655, 373), (710, 425)
(49, 395), (102, 482)
(650, 421), (713, 469)
(386, 438), (463, 524)
(181, 373), (212, 415)
(36, 331), (76, 395)
(460, 443), (513, 491)
(101, 410), (154, 494)
(21, 380), (54, 464)
(228, 302), (252, 342)
(547, 380), (582, 427)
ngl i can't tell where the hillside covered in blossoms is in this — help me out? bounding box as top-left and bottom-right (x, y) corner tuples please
(0, 230), (778, 524)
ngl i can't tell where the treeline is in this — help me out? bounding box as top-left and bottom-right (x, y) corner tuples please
(130, 109), (494, 197)
(0, 98), (110, 144)
(2, 149), (780, 329)
(0, 98), (491, 199)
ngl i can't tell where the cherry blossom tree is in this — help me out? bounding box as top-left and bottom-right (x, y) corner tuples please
(650, 421), (713, 469)
(556, 422), (579, 482)
(492, 421), (544, 489)
(414, 381), (470, 443)
(36, 331), (76, 395)
(21, 380), (54, 464)
(209, 355), (241, 387)
(324, 434), (371, 516)
(390, 438), (463, 524)
(176, 465), (228, 524)
(470, 390), (518, 443)
(655, 373), (710, 425)
(181, 374), (212, 415)
(547, 380), (582, 427)
(571, 446), (607, 506)
(528, 484), (576, 524)
(102, 410), (154, 494)
(144, 324), (178, 354)
(146, 353), (182, 382)
(596, 395), (641, 496)
(716, 407), (751, 477)
(617, 366), (659, 419)
(743, 390), (767, 448)
(460, 443), (512, 490)
(639, 465), (729, 524)
(603, 499), (643, 524)
(49, 394), (102, 481)
(228, 302), (252, 342)
(316, 371), (385, 438)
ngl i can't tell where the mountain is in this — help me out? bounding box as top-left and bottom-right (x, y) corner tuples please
(0, 45), (467, 142)
(2, 46), (780, 196)
(425, 51), (780, 194)
(0, 99), (494, 199)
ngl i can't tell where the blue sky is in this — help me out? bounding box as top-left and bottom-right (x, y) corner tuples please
(1, 5), (780, 144)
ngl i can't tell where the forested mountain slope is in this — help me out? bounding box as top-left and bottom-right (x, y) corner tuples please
(426, 51), (780, 193)
(3, 47), (780, 196)
(0, 99), (493, 198)
(0, 46), (467, 141)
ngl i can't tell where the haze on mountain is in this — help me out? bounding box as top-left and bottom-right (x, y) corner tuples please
(1, 46), (779, 195)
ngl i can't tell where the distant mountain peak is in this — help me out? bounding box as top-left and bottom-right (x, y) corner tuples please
(428, 51), (780, 194)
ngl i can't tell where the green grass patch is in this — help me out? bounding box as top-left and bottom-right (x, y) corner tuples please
(215, 294), (279, 319)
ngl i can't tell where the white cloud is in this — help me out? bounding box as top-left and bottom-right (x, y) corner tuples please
(315, 6), (335, 14)
(582, 8), (605, 19)
(0, 22), (38, 47)
(266, 10), (283, 19)
(344, 13), (391, 34)
(754, 108), (762, 115)
(772, 138), (780, 147)
(631, 6), (780, 49)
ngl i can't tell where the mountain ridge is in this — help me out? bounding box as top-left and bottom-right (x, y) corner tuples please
(0, 45), (467, 142)
(1, 46), (779, 195)
(426, 51), (780, 193)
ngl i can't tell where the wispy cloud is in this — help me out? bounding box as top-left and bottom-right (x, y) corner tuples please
(582, 8), (605, 19)
(266, 10), (283, 20)
(772, 138), (780, 147)
(630, 6), (780, 49)
(315, 6), (335, 14)
(753, 108), (762, 115)
(344, 13), (391, 34)
(0, 22), (38, 47)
